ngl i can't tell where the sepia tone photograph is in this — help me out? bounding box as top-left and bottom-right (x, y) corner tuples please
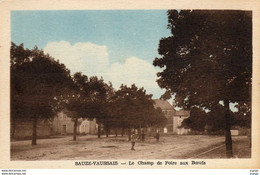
(9, 9), (253, 162)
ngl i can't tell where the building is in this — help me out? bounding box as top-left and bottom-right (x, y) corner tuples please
(173, 110), (190, 135)
(79, 118), (97, 134)
(153, 99), (175, 133)
(52, 111), (97, 135)
(153, 99), (190, 135)
(10, 110), (97, 140)
(52, 111), (76, 134)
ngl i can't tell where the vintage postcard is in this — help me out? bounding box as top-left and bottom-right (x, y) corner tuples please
(0, 0), (260, 170)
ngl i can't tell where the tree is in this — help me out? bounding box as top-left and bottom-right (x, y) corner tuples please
(233, 102), (251, 128)
(153, 10), (252, 158)
(149, 107), (168, 129)
(11, 43), (73, 145)
(113, 84), (167, 140)
(64, 72), (89, 141)
(181, 107), (208, 132)
(64, 72), (110, 140)
(85, 77), (113, 138)
(182, 105), (236, 134)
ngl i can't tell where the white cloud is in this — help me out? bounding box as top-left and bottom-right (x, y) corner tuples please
(44, 41), (164, 98)
(44, 41), (109, 76)
(108, 57), (162, 96)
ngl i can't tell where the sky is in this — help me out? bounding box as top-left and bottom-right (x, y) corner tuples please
(11, 10), (171, 100)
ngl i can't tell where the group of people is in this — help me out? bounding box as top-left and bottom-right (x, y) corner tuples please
(130, 129), (160, 151)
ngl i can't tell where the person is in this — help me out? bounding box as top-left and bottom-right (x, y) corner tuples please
(130, 130), (138, 150)
(155, 128), (160, 142)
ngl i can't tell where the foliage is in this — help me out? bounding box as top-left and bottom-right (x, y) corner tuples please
(181, 107), (207, 132)
(154, 10), (252, 109)
(233, 102), (251, 128)
(112, 84), (167, 130)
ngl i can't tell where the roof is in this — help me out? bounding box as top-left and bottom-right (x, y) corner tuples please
(174, 110), (190, 116)
(153, 99), (175, 111)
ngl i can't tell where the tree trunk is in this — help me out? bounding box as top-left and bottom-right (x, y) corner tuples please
(11, 117), (15, 140)
(73, 118), (78, 141)
(98, 124), (101, 138)
(141, 130), (145, 142)
(224, 99), (233, 158)
(128, 128), (131, 141)
(138, 123), (141, 134)
(32, 117), (37, 145)
(121, 128), (124, 136)
(115, 128), (118, 137)
(106, 127), (109, 137)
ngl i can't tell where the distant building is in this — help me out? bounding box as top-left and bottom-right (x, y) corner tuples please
(11, 110), (97, 140)
(52, 111), (97, 135)
(153, 99), (190, 135)
(153, 99), (175, 133)
(173, 110), (190, 135)
(79, 118), (97, 134)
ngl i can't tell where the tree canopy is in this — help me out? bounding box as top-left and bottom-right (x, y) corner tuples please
(154, 10), (252, 109)
(112, 84), (167, 131)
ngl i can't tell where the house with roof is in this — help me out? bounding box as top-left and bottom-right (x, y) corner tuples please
(153, 99), (190, 135)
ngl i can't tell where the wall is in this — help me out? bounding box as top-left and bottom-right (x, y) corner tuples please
(11, 119), (52, 139)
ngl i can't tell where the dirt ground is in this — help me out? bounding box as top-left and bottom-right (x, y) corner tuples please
(191, 136), (251, 159)
(11, 134), (250, 160)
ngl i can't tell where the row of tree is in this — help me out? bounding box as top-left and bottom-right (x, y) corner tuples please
(153, 10), (252, 158)
(181, 103), (251, 133)
(11, 42), (167, 145)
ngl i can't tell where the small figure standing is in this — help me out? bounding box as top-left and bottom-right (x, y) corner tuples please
(155, 128), (160, 142)
(130, 130), (138, 150)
